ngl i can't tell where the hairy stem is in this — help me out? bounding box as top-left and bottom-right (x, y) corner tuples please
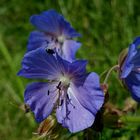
(103, 65), (119, 84)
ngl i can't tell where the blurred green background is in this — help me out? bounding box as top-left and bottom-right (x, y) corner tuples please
(0, 0), (140, 140)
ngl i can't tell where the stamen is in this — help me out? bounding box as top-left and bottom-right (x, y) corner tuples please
(66, 94), (75, 109)
(53, 81), (62, 108)
(65, 116), (70, 120)
(56, 81), (61, 90)
(63, 110), (71, 121)
(66, 110), (71, 116)
(66, 94), (69, 99)
(59, 99), (64, 106)
(47, 90), (50, 95)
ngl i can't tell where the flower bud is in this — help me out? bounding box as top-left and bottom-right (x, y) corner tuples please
(36, 115), (59, 139)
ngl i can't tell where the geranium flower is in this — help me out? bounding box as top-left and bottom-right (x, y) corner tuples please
(18, 48), (104, 133)
(27, 10), (81, 62)
(120, 37), (140, 102)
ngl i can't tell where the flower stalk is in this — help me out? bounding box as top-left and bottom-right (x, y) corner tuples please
(103, 65), (119, 84)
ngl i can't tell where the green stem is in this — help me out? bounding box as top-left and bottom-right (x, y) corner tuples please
(121, 115), (140, 124)
(100, 68), (109, 78)
(103, 65), (119, 84)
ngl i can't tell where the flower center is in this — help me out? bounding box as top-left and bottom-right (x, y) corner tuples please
(59, 76), (70, 87)
(57, 35), (65, 43)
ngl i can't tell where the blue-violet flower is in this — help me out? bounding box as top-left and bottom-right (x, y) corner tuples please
(18, 48), (104, 133)
(27, 10), (81, 62)
(120, 37), (140, 102)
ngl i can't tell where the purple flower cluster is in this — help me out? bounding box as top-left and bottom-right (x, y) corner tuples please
(18, 10), (104, 133)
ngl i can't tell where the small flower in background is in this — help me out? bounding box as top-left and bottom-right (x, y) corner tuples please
(18, 47), (104, 133)
(120, 37), (140, 102)
(27, 10), (81, 62)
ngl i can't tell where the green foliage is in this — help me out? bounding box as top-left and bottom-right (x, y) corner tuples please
(0, 0), (140, 139)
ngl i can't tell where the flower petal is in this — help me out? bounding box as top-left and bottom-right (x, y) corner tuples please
(18, 48), (61, 80)
(56, 90), (95, 133)
(62, 40), (81, 62)
(121, 44), (136, 78)
(30, 10), (80, 38)
(121, 37), (140, 78)
(27, 31), (52, 52)
(133, 37), (140, 47)
(24, 82), (58, 122)
(56, 72), (104, 133)
(124, 71), (140, 102)
(30, 10), (60, 36)
(56, 53), (87, 76)
(71, 72), (104, 115)
(69, 60), (87, 78)
(131, 37), (140, 67)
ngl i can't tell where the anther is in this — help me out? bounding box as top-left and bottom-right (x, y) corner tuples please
(56, 81), (61, 90)
(59, 99), (64, 106)
(47, 90), (50, 95)
(66, 94), (69, 99)
(66, 95), (75, 109)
